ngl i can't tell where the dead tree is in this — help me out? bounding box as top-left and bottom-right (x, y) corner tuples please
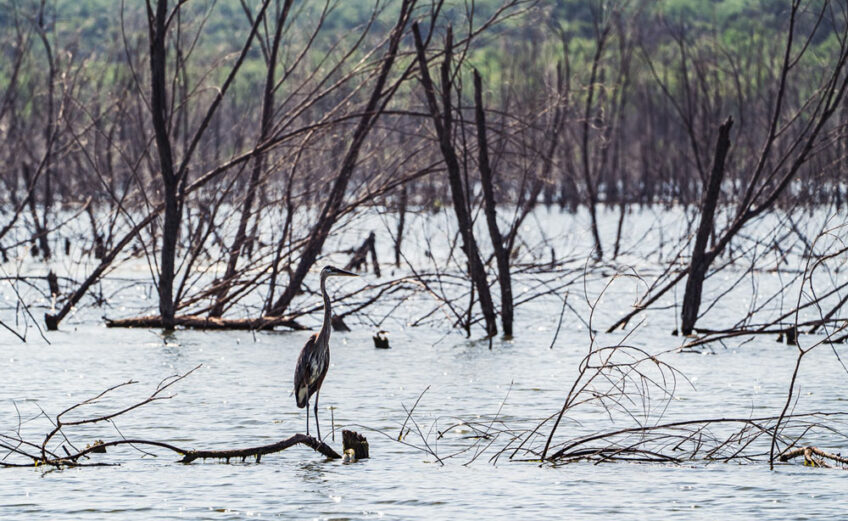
(146, 0), (271, 328)
(147, 0), (180, 328)
(267, 0), (417, 318)
(412, 23), (497, 336)
(680, 117), (733, 335)
(474, 69), (513, 337)
(395, 186), (407, 267)
(578, 4), (612, 261)
(209, 0), (294, 318)
(608, 1), (848, 333)
(345, 231), (380, 277)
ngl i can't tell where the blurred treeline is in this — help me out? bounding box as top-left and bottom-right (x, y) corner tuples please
(0, 0), (845, 332)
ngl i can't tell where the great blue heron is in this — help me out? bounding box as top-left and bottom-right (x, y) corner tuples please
(293, 265), (358, 440)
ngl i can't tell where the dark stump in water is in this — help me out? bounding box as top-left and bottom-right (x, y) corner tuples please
(342, 430), (369, 460)
(373, 330), (390, 348)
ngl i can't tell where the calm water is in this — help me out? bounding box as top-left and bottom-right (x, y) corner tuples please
(1, 207), (847, 519)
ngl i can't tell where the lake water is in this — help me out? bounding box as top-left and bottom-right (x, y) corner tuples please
(1, 206), (847, 519)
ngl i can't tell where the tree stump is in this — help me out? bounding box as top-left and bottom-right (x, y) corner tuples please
(47, 271), (60, 296)
(331, 314), (351, 332)
(342, 430), (369, 460)
(785, 326), (798, 345)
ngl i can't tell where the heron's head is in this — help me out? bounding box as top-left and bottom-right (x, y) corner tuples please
(321, 265), (359, 279)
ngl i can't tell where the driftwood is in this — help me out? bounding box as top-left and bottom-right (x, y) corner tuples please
(179, 434), (341, 463)
(779, 446), (848, 468)
(105, 314), (307, 330)
(2, 433), (342, 468)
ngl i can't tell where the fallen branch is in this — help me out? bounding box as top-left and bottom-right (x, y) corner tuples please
(104, 314), (307, 330)
(778, 446), (848, 467)
(179, 434), (341, 463)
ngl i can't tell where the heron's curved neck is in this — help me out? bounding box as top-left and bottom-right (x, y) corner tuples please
(320, 274), (332, 340)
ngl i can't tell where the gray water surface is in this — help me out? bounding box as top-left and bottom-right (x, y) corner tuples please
(2, 207), (847, 519)
(2, 312), (847, 520)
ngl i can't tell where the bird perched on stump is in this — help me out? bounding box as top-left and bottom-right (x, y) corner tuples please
(294, 265), (358, 440)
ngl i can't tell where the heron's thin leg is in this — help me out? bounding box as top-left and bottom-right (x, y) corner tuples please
(306, 395), (310, 436)
(314, 390), (321, 441)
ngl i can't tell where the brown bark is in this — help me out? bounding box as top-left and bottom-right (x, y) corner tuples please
(147, 0), (179, 328)
(342, 430), (369, 460)
(394, 186), (407, 267)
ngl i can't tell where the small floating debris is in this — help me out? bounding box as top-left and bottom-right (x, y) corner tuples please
(342, 449), (356, 464)
(373, 330), (390, 349)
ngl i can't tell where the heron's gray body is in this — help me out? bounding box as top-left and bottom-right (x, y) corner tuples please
(294, 333), (328, 408)
(292, 265), (357, 438)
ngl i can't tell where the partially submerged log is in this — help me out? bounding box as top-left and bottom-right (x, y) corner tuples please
(179, 434), (341, 463)
(105, 314), (307, 331)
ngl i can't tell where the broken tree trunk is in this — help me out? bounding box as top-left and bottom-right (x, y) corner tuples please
(395, 186), (407, 267)
(148, 0), (180, 330)
(680, 117), (733, 335)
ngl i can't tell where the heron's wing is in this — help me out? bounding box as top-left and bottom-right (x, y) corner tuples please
(293, 334), (319, 408)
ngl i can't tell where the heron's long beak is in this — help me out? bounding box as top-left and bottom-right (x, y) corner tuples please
(333, 267), (359, 277)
